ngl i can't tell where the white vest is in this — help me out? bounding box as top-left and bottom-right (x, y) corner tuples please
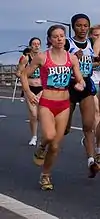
(68, 37), (94, 77)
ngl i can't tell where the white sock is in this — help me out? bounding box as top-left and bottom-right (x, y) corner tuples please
(95, 147), (100, 154)
(32, 136), (37, 140)
(88, 157), (94, 167)
(29, 136), (37, 146)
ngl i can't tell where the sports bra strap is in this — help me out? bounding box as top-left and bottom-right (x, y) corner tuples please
(46, 50), (71, 65)
(46, 50), (50, 59)
(66, 51), (71, 64)
(28, 54), (32, 64)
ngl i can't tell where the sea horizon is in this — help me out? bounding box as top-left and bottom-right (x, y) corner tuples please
(0, 29), (47, 65)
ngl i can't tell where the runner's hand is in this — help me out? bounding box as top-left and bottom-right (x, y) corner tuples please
(74, 49), (83, 59)
(74, 81), (86, 91)
(27, 91), (39, 104)
(93, 56), (100, 62)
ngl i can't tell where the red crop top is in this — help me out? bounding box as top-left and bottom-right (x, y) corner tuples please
(40, 50), (72, 90)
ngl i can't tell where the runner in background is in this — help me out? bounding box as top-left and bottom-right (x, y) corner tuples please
(91, 33), (100, 163)
(22, 37), (42, 146)
(16, 47), (31, 102)
(64, 14), (100, 178)
(17, 38), (42, 146)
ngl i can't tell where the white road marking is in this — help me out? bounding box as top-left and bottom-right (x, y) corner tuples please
(0, 96), (21, 100)
(0, 114), (82, 131)
(0, 115), (7, 118)
(71, 126), (82, 131)
(0, 96), (82, 131)
(0, 96), (79, 104)
(25, 121), (82, 131)
(0, 193), (59, 219)
(25, 119), (30, 122)
(25, 120), (82, 131)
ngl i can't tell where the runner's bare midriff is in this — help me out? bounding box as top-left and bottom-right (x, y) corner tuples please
(42, 89), (69, 101)
(28, 78), (42, 87)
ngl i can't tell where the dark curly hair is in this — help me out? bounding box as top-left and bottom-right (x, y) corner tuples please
(22, 47), (31, 56)
(29, 37), (41, 46)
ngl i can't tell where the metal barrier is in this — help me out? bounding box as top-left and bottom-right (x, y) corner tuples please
(0, 64), (21, 87)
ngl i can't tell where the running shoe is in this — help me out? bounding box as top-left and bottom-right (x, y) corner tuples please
(88, 161), (100, 178)
(95, 154), (100, 164)
(29, 136), (37, 146)
(39, 173), (53, 190)
(33, 144), (46, 166)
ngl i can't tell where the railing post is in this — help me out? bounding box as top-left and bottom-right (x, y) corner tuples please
(11, 65), (15, 87)
(1, 65), (6, 85)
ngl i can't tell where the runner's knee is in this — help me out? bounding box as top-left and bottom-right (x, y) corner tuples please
(83, 122), (94, 133)
(49, 143), (59, 154)
(45, 130), (56, 142)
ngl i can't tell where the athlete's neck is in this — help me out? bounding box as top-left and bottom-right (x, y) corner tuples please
(73, 36), (87, 43)
(31, 51), (38, 57)
(51, 47), (65, 56)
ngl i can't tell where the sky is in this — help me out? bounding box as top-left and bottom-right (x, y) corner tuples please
(0, 0), (100, 30)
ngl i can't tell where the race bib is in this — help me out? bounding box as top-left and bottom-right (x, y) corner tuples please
(79, 55), (92, 77)
(32, 68), (40, 78)
(47, 66), (71, 88)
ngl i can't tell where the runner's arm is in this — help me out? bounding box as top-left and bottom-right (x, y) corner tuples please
(70, 53), (85, 85)
(93, 36), (100, 67)
(93, 36), (100, 57)
(20, 53), (43, 94)
(16, 56), (28, 77)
